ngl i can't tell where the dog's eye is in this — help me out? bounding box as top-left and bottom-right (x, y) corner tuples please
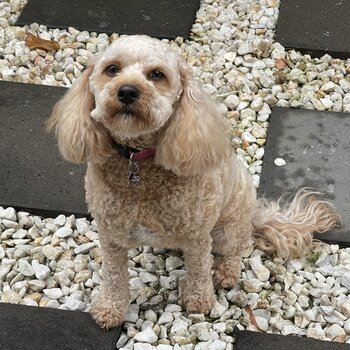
(105, 64), (119, 76)
(148, 70), (165, 81)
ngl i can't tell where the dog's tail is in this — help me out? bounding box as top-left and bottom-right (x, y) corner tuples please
(252, 189), (341, 258)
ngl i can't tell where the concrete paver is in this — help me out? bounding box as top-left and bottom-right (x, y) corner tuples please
(0, 303), (121, 350)
(0, 81), (87, 218)
(16, 0), (200, 39)
(234, 329), (350, 350)
(259, 106), (350, 245)
(276, 0), (350, 59)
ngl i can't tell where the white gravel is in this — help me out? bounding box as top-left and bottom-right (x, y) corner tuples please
(1, 0), (350, 348)
(1, 207), (350, 349)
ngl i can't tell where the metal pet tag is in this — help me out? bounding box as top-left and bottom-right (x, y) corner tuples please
(128, 154), (140, 185)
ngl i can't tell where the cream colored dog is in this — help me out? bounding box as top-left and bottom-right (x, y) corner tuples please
(48, 35), (340, 329)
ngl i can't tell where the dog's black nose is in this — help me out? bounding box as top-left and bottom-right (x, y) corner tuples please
(117, 85), (140, 105)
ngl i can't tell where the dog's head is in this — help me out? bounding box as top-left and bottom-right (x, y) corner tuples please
(48, 35), (230, 176)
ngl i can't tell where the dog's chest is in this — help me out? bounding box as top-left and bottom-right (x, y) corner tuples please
(86, 161), (224, 247)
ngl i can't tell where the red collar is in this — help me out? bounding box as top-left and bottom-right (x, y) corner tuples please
(131, 148), (156, 161)
(112, 141), (156, 161)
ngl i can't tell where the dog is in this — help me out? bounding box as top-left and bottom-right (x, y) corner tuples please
(47, 35), (340, 329)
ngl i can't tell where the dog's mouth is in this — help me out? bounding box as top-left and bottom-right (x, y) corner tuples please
(121, 107), (135, 117)
(103, 96), (156, 131)
(112, 105), (137, 118)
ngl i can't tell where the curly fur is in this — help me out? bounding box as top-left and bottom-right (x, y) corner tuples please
(46, 65), (112, 163)
(155, 59), (231, 176)
(47, 35), (341, 329)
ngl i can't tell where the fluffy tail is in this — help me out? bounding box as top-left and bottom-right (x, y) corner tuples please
(252, 189), (341, 258)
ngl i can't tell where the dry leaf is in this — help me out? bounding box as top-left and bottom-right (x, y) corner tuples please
(275, 58), (287, 70)
(245, 305), (262, 332)
(26, 32), (60, 52)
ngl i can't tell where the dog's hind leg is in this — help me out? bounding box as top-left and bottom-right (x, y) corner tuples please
(210, 157), (257, 289)
(211, 214), (254, 289)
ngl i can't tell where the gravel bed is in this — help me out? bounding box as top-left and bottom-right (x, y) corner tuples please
(1, 0), (350, 348)
(1, 206), (350, 350)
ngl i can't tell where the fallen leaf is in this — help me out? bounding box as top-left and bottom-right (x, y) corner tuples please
(245, 305), (262, 332)
(275, 58), (287, 70)
(26, 32), (60, 52)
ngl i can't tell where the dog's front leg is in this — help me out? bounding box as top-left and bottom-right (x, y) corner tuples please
(182, 234), (215, 315)
(90, 241), (129, 330)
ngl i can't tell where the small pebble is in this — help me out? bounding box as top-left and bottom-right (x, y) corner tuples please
(274, 158), (286, 167)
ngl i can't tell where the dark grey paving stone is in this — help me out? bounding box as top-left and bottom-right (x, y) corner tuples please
(0, 81), (87, 218)
(233, 329), (350, 349)
(276, 0), (350, 59)
(16, 0), (200, 39)
(258, 106), (350, 246)
(0, 303), (121, 350)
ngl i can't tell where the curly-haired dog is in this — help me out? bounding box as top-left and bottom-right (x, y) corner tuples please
(48, 35), (340, 329)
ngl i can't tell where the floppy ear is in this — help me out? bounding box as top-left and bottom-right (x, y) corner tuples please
(47, 65), (111, 163)
(155, 59), (231, 176)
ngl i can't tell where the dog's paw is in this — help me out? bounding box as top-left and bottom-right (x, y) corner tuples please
(213, 269), (239, 289)
(182, 291), (215, 315)
(213, 256), (240, 289)
(90, 298), (127, 330)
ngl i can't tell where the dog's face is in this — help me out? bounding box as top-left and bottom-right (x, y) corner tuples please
(89, 36), (183, 140)
(48, 35), (230, 176)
